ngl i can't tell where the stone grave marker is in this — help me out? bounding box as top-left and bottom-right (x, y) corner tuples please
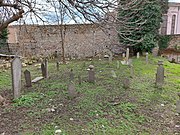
(123, 78), (130, 89)
(24, 69), (32, 87)
(78, 75), (82, 85)
(56, 62), (59, 71)
(11, 56), (22, 99)
(41, 63), (46, 77)
(122, 53), (125, 58)
(117, 61), (120, 69)
(69, 69), (74, 81)
(88, 65), (95, 83)
(126, 48), (129, 62)
(137, 52), (140, 59)
(176, 93), (180, 114)
(109, 51), (113, 63)
(111, 70), (117, 78)
(129, 64), (134, 77)
(68, 81), (77, 98)
(44, 58), (48, 78)
(146, 52), (148, 64)
(155, 61), (164, 87)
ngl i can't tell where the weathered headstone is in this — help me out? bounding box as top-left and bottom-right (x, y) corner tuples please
(41, 63), (46, 77)
(11, 57), (22, 99)
(123, 78), (130, 89)
(146, 52), (148, 64)
(69, 69), (74, 81)
(109, 51), (113, 63)
(32, 77), (44, 83)
(44, 58), (48, 78)
(129, 64), (134, 77)
(137, 52), (140, 59)
(122, 53), (125, 58)
(155, 61), (164, 87)
(24, 69), (32, 87)
(68, 81), (77, 98)
(56, 62), (59, 71)
(152, 47), (159, 57)
(117, 61), (120, 69)
(176, 93), (180, 114)
(111, 70), (117, 78)
(78, 75), (82, 85)
(88, 65), (95, 83)
(126, 48), (129, 62)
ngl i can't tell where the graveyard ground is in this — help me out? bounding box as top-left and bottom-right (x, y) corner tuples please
(0, 56), (180, 135)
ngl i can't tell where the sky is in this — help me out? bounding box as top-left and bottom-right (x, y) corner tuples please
(169, 0), (180, 2)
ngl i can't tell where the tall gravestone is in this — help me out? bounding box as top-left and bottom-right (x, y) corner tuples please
(41, 63), (46, 77)
(24, 69), (32, 87)
(44, 58), (48, 78)
(11, 57), (22, 99)
(156, 61), (164, 87)
(137, 52), (140, 59)
(126, 48), (129, 62)
(146, 52), (148, 64)
(56, 62), (59, 71)
(88, 65), (95, 83)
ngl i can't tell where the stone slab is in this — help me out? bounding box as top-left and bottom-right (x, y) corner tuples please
(32, 77), (44, 83)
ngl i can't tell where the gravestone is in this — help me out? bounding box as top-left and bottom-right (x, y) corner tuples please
(176, 93), (180, 114)
(146, 52), (148, 64)
(24, 69), (32, 87)
(41, 63), (46, 77)
(68, 81), (77, 98)
(122, 53), (125, 58)
(32, 77), (44, 83)
(78, 75), (82, 85)
(11, 57), (22, 99)
(152, 47), (159, 57)
(88, 65), (95, 83)
(129, 64), (134, 77)
(137, 52), (140, 59)
(126, 48), (129, 62)
(56, 62), (59, 71)
(44, 58), (48, 78)
(69, 69), (74, 81)
(109, 51), (113, 63)
(123, 78), (130, 89)
(117, 61), (120, 69)
(155, 61), (164, 87)
(111, 70), (117, 78)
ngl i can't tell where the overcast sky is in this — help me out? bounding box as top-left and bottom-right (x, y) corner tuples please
(169, 0), (180, 2)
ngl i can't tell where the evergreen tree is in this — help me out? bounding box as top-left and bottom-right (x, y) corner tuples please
(118, 0), (168, 52)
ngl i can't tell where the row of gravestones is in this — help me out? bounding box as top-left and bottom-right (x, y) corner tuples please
(10, 55), (180, 114)
(11, 57), (48, 99)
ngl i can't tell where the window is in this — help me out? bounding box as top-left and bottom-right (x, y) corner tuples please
(161, 15), (168, 35)
(171, 15), (176, 34)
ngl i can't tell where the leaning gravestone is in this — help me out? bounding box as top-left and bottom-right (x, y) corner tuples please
(155, 61), (164, 87)
(11, 57), (22, 99)
(88, 65), (95, 83)
(176, 93), (180, 114)
(24, 69), (32, 87)
(78, 75), (82, 85)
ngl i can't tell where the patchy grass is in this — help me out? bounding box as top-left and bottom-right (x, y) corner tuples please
(0, 56), (179, 135)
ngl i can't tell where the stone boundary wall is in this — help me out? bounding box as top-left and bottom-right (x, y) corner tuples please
(8, 24), (119, 58)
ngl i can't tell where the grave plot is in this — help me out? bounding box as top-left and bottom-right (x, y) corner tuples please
(0, 56), (179, 135)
